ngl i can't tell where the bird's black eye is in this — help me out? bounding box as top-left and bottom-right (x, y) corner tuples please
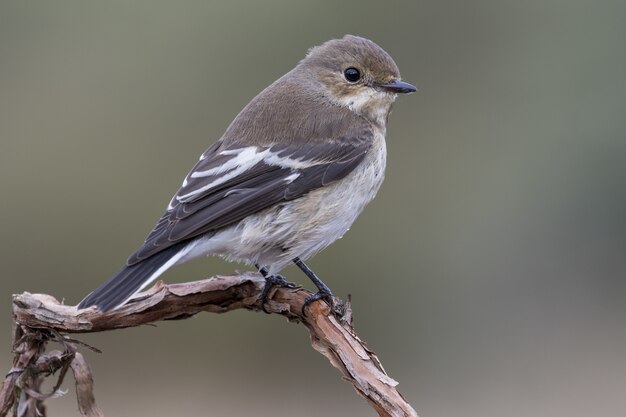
(344, 67), (361, 83)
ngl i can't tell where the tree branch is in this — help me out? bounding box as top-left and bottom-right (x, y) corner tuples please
(1, 273), (417, 417)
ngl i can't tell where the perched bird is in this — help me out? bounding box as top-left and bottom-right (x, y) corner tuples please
(78, 35), (416, 312)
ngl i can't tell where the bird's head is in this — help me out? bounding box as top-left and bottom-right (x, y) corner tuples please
(297, 35), (416, 126)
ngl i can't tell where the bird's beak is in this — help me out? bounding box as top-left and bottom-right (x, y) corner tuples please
(376, 79), (417, 94)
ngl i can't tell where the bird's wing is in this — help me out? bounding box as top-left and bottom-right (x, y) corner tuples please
(126, 136), (372, 265)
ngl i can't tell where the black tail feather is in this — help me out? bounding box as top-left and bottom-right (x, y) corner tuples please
(77, 243), (185, 312)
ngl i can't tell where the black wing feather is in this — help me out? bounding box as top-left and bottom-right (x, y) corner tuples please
(126, 137), (371, 265)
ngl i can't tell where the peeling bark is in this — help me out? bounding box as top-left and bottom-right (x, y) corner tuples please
(1, 273), (417, 417)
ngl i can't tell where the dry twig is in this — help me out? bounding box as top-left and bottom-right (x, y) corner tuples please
(1, 272), (417, 417)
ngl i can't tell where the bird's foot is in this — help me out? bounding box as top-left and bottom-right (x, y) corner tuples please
(259, 274), (297, 313)
(302, 287), (335, 316)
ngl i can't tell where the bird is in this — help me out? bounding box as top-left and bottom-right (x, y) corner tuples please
(77, 35), (416, 312)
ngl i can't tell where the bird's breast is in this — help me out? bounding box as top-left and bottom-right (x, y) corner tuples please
(277, 130), (388, 260)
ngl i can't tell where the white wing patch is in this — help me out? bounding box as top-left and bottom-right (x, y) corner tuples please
(191, 147), (260, 178)
(263, 151), (319, 169)
(174, 145), (324, 205)
(177, 147), (264, 202)
(283, 173), (301, 183)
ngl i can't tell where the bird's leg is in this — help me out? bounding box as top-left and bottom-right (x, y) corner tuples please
(256, 264), (269, 277)
(255, 264), (296, 313)
(293, 257), (335, 315)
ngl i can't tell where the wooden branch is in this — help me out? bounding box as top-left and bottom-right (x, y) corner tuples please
(1, 273), (417, 417)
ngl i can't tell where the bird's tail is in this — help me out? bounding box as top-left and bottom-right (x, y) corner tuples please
(77, 242), (188, 312)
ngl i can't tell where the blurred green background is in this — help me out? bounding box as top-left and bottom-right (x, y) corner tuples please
(1, 1), (625, 416)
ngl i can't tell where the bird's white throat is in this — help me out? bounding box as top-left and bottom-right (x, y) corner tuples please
(335, 89), (396, 127)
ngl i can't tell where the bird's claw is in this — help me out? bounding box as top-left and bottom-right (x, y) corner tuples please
(302, 289), (335, 316)
(259, 274), (296, 313)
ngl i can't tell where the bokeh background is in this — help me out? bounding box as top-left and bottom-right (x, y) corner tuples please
(1, 1), (625, 416)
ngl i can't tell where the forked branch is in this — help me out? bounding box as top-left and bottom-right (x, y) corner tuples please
(0, 273), (417, 417)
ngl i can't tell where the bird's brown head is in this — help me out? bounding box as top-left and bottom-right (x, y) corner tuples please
(297, 35), (416, 126)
